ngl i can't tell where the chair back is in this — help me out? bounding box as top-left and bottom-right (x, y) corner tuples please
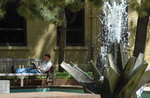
(46, 66), (56, 74)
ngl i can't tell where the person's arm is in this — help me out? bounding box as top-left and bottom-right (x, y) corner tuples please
(38, 62), (52, 73)
(35, 62), (44, 71)
(35, 67), (41, 70)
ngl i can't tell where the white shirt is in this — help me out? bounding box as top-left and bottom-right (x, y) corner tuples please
(37, 60), (52, 73)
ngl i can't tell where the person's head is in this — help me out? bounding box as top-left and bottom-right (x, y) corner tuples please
(44, 54), (51, 61)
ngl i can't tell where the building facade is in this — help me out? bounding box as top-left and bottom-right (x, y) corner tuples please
(0, 1), (101, 71)
(0, 0), (150, 71)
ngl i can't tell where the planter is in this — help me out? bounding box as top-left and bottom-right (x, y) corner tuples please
(55, 79), (80, 85)
(10, 79), (45, 86)
(8, 79), (80, 86)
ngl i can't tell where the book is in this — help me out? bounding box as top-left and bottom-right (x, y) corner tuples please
(31, 63), (36, 69)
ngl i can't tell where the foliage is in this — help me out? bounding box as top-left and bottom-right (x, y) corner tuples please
(0, 0), (104, 25)
(56, 71), (74, 79)
(0, 0), (9, 19)
(0, 0), (86, 26)
(127, 0), (150, 17)
(88, 0), (103, 7)
(86, 71), (93, 78)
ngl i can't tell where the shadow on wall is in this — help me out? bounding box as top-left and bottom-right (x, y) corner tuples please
(128, 12), (150, 63)
(128, 13), (137, 56)
(27, 20), (58, 65)
(65, 49), (91, 71)
(146, 19), (150, 44)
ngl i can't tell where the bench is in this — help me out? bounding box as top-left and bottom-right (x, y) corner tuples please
(0, 58), (56, 87)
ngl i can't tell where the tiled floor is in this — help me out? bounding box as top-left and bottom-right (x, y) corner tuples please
(0, 92), (101, 98)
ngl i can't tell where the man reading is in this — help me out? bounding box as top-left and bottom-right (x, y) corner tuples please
(16, 54), (52, 73)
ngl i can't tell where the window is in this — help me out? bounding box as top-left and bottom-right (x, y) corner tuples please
(57, 9), (85, 46)
(0, 2), (27, 46)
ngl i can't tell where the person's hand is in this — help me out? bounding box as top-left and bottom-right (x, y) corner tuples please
(35, 67), (38, 69)
(35, 67), (41, 70)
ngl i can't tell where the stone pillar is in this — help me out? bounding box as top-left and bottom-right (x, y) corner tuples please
(0, 80), (10, 93)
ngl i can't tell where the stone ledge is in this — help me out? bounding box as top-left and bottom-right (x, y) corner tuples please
(0, 46), (30, 51)
(0, 92), (101, 98)
(54, 46), (88, 51)
(144, 86), (150, 94)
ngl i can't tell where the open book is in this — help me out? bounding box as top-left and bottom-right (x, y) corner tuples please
(31, 63), (37, 69)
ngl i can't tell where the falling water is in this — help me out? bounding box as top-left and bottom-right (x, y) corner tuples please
(97, 0), (129, 74)
(97, 0), (144, 97)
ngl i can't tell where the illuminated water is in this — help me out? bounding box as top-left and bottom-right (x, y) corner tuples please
(98, 0), (144, 97)
(97, 0), (128, 74)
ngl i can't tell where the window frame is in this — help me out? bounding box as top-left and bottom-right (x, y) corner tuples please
(0, 2), (27, 46)
(0, 22), (27, 46)
(57, 9), (85, 46)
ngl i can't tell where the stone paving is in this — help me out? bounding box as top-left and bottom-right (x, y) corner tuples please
(0, 92), (101, 98)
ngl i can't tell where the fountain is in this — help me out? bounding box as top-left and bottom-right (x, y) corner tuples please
(61, 0), (150, 98)
(97, 0), (129, 75)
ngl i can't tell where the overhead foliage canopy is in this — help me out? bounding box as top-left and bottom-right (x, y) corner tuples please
(0, 0), (104, 26)
(0, 0), (86, 26)
(1, 0), (150, 23)
(0, 0), (9, 19)
(88, 0), (103, 7)
(127, 0), (150, 17)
